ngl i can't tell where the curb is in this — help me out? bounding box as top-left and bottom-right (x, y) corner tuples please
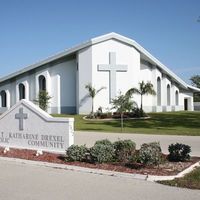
(147, 161), (200, 181)
(0, 156), (199, 182)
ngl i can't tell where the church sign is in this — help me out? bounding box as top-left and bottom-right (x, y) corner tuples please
(0, 100), (74, 154)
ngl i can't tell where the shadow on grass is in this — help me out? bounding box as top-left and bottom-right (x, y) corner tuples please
(54, 112), (200, 134)
(82, 112), (200, 130)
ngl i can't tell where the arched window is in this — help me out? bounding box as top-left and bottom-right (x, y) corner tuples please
(19, 83), (25, 100)
(157, 77), (161, 106)
(175, 90), (179, 106)
(0, 90), (7, 107)
(167, 84), (171, 106)
(39, 75), (46, 91)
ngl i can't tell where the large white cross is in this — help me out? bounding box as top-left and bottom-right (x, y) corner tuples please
(98, 52), (128, 102)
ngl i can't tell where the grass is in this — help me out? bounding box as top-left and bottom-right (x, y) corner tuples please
(158, 167), (200, 190)
(52, 111), (200, 136)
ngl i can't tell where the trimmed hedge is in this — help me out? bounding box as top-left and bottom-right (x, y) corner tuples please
(168, 143), (191, 162)
(94, 139), (113, 146)
(66, 145), (88, 162)
(65, 140), (191, 166)
(138, 142), (162, 165)
(90, 140), (115, 163)
(90, 144), (115, 163)
(113, 139), (136, 162)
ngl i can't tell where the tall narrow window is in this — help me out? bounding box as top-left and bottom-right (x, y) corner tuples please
(0, 90), (7, 107)
(39, 75), (46, 91)
(157, 77), (161, 106)
(167, 84), (171, 106)
(175, 90), (179, 106)
(19, 83), (25, 100)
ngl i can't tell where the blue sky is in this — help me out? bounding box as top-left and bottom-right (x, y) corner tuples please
(0, 0), (199, 83)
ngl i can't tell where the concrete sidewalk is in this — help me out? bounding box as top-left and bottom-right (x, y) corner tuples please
(75, 131), (200, 156)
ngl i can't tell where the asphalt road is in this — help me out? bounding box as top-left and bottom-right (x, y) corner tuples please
(0, 160), (199, 200)
(75, 131), (200, 156)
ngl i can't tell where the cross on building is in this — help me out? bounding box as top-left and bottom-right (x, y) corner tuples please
(15, 107), (28, 131)
(98, 52), (128, 102)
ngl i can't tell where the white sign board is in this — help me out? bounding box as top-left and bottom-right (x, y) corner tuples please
(0, 100), (74, 153)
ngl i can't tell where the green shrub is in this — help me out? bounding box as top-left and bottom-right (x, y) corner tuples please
(66, 145), (88, 162)
(94, 139), (113, 146)
(168, 143), (191, 162)
(138, 142), (162, 165)
(113, 140), (136, 162)
(35, 90), (52, 111)
(90, 141), (115, 163)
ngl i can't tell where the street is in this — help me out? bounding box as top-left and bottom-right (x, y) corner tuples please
(0, 160), (199, 200)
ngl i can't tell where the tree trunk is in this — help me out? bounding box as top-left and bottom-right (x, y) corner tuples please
(92, 98), (94, 118)
(140, 94), (143, 111)
(121, 113), (124, 132)
(140, 94), (143, 117)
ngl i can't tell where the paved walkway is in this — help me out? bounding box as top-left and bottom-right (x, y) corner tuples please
(75, 131), (200, 156)
(0, 160), (199, 200)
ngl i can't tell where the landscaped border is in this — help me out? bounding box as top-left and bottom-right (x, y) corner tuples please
(0, 156), (199, 182)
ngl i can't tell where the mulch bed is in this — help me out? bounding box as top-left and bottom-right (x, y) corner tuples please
(0, 147), (199, 176)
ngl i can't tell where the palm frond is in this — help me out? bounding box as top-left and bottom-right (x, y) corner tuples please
(96, 86), (106, 94)
(126, 88), (141, 96)
(145, 82), (156, 95)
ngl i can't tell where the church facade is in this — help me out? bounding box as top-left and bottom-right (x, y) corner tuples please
(0, 33), (199, 114)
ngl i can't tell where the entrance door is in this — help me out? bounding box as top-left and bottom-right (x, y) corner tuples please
(184, 99), (188, 111)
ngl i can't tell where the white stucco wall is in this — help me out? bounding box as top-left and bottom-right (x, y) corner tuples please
(180, 92), (193, 111)
(0, 37), (196, 115)
(0, 57), (77, 114)
(91, 39), (140, 113)
(50, 59), (76, 114)
(16, 77), (30, 102)
(77, 47), (93, 114)
(0, 83), (11, 112)
(29, 73), (36, 102)
(139, 61), (155, 112)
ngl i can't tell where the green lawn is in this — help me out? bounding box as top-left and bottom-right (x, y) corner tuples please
(158, 167), (200, 190)
(52, 111), (200, 136)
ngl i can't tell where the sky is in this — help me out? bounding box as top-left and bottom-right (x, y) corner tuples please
(0, 0), (199, 84)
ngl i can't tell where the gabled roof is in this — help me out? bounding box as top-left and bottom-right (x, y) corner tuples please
(0, 32), (198, 91)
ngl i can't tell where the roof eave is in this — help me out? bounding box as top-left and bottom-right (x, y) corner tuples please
(187, 85), (200, 92)
(0, 32), (191, 90)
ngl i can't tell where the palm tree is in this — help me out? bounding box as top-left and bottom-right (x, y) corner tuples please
(126, 81), (156, 113)
(85, 83), (106, 116)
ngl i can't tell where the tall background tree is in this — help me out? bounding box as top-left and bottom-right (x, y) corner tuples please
(85, 83), (106, 116)
(190, 75), (200, 102)
(126, 81), (156, 115)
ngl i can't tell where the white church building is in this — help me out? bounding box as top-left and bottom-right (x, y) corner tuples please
(0, 33), (199, 114)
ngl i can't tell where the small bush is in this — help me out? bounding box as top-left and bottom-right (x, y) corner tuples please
(90, 140), (115, 163)
(94, 139), (113, 146)
(138, 142), (162, 165)
(66, 145), (88, 162)
(168, 143), (191, 162)
(113, 140), (136, 162)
